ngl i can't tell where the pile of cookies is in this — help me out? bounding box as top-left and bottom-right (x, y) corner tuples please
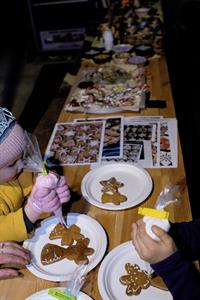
(41, 223), (94, 265)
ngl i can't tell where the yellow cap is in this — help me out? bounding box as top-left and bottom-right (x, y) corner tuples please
(138, 207), (169, 219)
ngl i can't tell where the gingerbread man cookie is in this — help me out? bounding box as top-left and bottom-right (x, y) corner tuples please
(66, 238), (95, 265)
(119, 263), (151, 296)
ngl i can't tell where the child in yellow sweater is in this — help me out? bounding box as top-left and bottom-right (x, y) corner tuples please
(0, 107), (70, 279)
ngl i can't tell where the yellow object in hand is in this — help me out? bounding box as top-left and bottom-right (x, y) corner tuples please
(138, 207), (169, 220)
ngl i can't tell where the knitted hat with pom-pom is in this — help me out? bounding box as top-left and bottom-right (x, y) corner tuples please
(0, 107), (26, 168)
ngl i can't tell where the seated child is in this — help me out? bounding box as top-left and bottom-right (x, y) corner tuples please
(131, 218), (200, 300)
(0, 106), (70, 242)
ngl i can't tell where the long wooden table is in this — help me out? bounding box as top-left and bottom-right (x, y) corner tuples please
(0, 56), (192, 300)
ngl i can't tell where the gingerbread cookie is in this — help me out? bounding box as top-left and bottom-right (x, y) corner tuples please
(65, 238), (95, 265)
(100, 177), (124, 194)
(119, 263), (151, 296)
(61, 224), (84, 246)
(102, 191), (127, 205)
(41, 243), (69, 265)
(49, 223), (67, 240)
(100, 177), (127, 205)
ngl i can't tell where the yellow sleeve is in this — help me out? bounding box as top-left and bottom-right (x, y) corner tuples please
(0, 172), (34, 242)
(0, 208), (29, 242)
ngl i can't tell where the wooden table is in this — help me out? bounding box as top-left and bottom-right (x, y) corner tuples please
(0, 56), (192, 300)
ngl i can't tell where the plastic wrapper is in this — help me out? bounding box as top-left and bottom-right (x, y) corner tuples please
(22, 131), (64, 221)
(22, 131), (47, 174)
(142, 180), (186, 274)
(59, 263), (88, 299)
(154, 180), (185, 210)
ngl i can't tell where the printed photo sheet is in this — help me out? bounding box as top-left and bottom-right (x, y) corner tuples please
(159, 118), (177, 168)
(45, 121), (105, 166)
(102, 116), (177, 168)
(74, 116), (124, 159)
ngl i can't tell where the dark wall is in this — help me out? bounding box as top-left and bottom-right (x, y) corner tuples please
(162, 0), (200, 217)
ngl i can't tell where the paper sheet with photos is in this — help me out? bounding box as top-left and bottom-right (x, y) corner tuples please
(102, 116), (178, 168)
(45, 116), (177, 168)
(45, 121), (105, 166)
(64, 64), (146, 114)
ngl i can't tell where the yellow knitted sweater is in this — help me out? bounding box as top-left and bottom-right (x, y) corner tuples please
(0, 172), (34, 242)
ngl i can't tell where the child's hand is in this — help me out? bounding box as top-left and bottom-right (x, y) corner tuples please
(131, 219), (177, 264)
(25, 184), (60, 223)
(56, 176), (71, 204)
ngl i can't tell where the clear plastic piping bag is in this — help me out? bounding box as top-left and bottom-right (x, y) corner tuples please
(22, 131), (66, 225)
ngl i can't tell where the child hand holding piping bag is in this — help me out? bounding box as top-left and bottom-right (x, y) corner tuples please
(131, 180), (200, 300)
(0, 106), (70, 243)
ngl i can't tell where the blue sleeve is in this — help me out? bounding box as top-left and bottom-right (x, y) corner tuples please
(169, 219), (200, 260)
(151, 251), (200, 300)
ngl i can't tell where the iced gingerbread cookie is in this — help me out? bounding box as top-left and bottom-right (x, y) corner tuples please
(49, 223), (67, 240)
(49, 223), (84, 246)
(41, 243), (69, 265)
(119, 263), (151, 296)
(63, 238), (95, 265)
(61, 224), (84, 246)
(100, 177), (127, 205)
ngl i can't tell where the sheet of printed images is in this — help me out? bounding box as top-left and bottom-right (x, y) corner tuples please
(102, 116), (162, 168)
(159, 118), (178, 168)
(102, 116), (178, 168)
(74, 116), (124, 159)
(45, 121), (105, 166)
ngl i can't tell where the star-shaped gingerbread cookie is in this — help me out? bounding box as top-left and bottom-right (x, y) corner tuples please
(100, 177), (124, 193)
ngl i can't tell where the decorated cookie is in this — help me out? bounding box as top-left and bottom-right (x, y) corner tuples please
(100, 177), (124, 193)
(49, 223), (67, 240)
(61, 224), (84, 246)
(102, 191), (127, 205)
(41, 243), (68, 265)
(119, 263), (151, 296)
(65, 238), (95, 265)
(100, 177), (127, 205)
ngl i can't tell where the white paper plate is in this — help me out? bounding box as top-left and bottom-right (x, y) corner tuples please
(23, 213), (107, 282)
(98, 241), (173, 300)
(81, 163), (153, 210)
(26, 288), (93, 300)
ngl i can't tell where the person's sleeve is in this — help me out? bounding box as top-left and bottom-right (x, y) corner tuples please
(151, 251), (200, 300)
(169, 219), (200, 260)
(0, 208), (29, 242)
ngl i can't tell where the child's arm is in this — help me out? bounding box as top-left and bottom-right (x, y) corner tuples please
(151, 250), (200, 300)
(131, 220), (177, 264)
(0, 209), (31, 241)
(131, 220), (200, 300)
(169, 219), (200, 260)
